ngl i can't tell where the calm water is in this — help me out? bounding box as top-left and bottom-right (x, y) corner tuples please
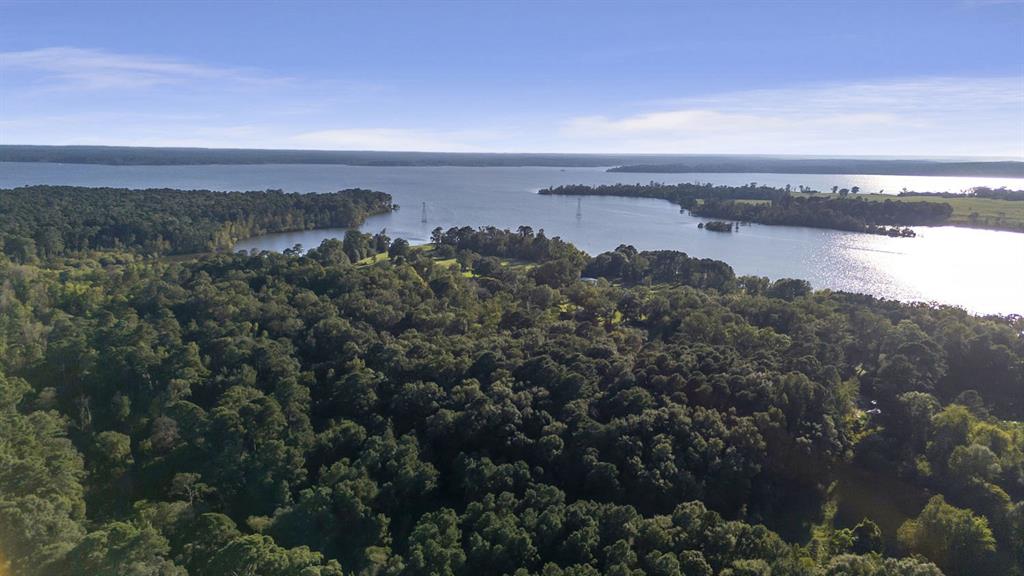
(2, 162), (1023, 315)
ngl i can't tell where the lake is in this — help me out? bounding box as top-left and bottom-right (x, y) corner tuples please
(2, 161), (1023, 315)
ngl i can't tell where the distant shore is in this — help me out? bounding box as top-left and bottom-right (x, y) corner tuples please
(1, 145), (1021, 177)
(608, 158), (1024, 178)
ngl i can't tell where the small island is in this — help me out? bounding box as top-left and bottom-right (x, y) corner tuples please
(700, 220), (735, 232)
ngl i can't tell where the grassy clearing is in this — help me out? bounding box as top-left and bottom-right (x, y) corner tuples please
(358, 245), (534, 278)
(501, 258), (537, 272)
(801, 192), (1024, 231)
(355, 252), (389, 266)
(694, 198), (770, 207)
(432, 257), (476, 277)
(830, 462), (929, 551)
(858, 193), (1024, 229)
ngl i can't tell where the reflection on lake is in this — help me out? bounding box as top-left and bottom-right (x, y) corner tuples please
(3, 162), (1023, 315)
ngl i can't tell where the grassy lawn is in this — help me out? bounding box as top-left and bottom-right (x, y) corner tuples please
(501, 258), (537, 272)
(358, 244), (535, 278)
(799, 192), (1024, 231)
(695, 198), (770, 206)
(431, 257), (476, 277)
(432, 257), (458, 268)
(858, 193), (1024, 228)
(355, 252), (389, 266)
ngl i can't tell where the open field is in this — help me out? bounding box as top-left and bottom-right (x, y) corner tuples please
(864, 194), (1024, 231)
(355, 252), (390, 265)
(801, 192), (1024, 231)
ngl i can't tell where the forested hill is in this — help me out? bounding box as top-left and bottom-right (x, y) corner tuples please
(1, 200), (1022, 575)
(0, 185), (393, 259)
(608, 158), (1024, 178)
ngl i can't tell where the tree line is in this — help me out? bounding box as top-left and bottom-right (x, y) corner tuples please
(541, 183), (954, 235)
(539, 182), (789, 210)
(691, 196), (951, 236)
(899, 187), (1024, 202)
(0, 185), (393, 260)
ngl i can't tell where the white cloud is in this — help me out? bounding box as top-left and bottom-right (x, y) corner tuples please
(557, 77), (1024, 157)
(0, 46), (284, 90)
(565, 110), (785, 135)
(1, 48), (1020, 157)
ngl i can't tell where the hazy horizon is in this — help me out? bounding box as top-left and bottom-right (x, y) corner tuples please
(6, 143), (1024, 163)
(3, 144), (1023, 163)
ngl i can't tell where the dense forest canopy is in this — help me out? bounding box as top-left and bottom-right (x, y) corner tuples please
(0, 189), (1022, 575)
(0, 185), (393, 259)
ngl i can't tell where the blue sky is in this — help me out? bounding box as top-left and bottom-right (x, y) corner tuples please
(1, 0), (1022, 157)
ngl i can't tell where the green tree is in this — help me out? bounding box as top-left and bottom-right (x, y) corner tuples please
(202, 534), (343, 576)
(0, 371), (87, 575)
(59, 521), (186, 576)
(406, 508), (465, 576)
(898, 495), (997, 576)
(851, 519), (884, 555)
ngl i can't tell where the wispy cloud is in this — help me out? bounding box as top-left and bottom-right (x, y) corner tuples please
(0, 47), (285, 90)
(565, 110), (905, 137)
(2, 47), (1020, 157)
(557, 77), (1024, 157)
